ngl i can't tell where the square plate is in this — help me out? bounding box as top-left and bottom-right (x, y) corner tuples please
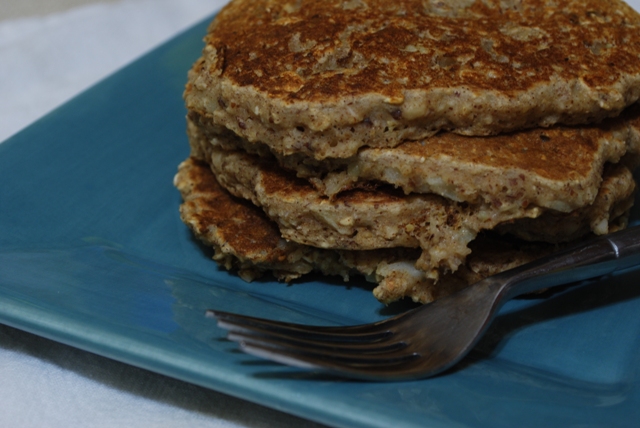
(1, 15), (639, 428)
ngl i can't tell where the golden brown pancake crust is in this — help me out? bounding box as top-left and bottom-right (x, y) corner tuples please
(175, 158), (289, 264)
(210, 0), (640, 101)
(185, 0), (640, 159)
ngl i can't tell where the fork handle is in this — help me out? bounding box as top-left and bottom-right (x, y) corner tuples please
(501, 224), (640, 300)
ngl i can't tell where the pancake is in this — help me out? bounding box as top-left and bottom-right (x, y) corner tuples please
(185, 0), (640, 160)
(189, 104), (640, 211)
(174, 157), (558, 303)
(177, 0), (640, 305)
(192, 135), (635, 278)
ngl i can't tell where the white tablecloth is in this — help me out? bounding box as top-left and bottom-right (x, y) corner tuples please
(0, 1), (325, 427)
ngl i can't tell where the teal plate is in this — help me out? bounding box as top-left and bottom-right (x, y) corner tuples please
(1, 16), (640, 428)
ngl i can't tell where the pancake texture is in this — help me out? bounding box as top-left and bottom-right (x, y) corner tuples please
(190, 105), (640, 210)
(192, 134), (635, 278)
(185, 0), (640, 160)
(175, 158), (557, 303)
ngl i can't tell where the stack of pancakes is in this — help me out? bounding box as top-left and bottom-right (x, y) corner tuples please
(175, 0), (640, 304)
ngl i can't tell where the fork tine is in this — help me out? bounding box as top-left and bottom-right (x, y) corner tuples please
(215, 316), (394, 347)
(208, 309), (398, 341)
(229, 328), (439, 381)
(225, 327), (408, 355)
(209, 309), (423, 380)
(236, 337), (419, 371)
(240, 344), (416, 380)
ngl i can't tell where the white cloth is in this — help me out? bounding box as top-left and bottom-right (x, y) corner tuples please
(0, 0), (218, 143)
(0, 1), (324, 427)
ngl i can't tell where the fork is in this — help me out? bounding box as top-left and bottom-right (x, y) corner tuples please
(207, 225), (640, 381)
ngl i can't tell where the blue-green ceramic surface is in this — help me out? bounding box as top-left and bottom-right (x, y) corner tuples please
(1, 16), (639, 428)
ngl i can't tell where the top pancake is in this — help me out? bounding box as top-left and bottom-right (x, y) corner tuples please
(185, 0), (640, 159)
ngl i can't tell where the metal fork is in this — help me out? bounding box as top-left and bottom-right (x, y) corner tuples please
(207, 225), (640, 381)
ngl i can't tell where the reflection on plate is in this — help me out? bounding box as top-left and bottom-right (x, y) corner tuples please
(0, 15), (639, 428)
